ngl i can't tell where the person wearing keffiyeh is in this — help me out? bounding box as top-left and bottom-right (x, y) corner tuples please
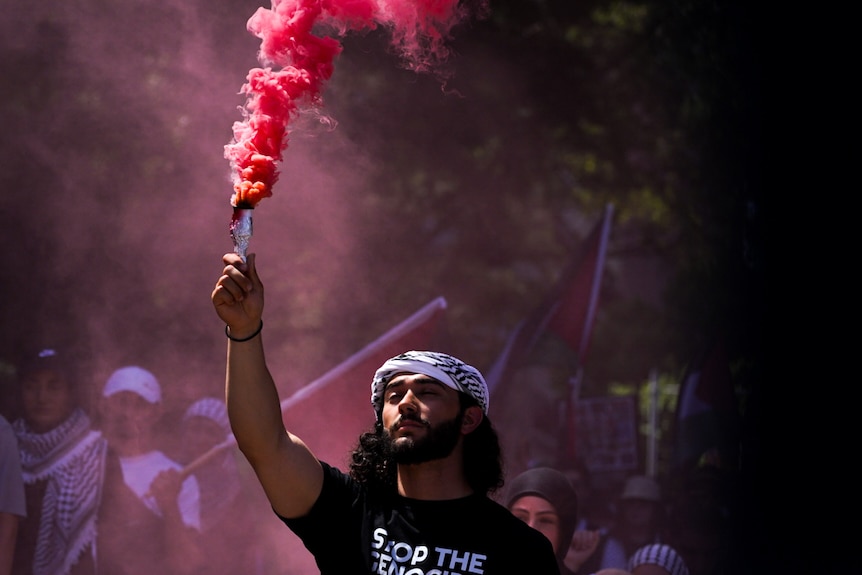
(180, 397), (238, 532)
(11, 348), (106, 575)
(179, 397), (272, 573)
(210, 251), (561, 574)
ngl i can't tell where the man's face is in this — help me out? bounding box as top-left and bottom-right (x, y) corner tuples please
(99, 391), (160, 456)
(381, 373), (465, 464)
(20, 368), (75, 433)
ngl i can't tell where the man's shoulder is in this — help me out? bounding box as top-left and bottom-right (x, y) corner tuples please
(320, 460), (358, 489)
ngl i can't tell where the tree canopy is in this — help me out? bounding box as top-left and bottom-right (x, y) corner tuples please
(0, 0), (762, 478)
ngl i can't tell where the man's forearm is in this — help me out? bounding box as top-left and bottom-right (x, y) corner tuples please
(225, 336), (286, 463)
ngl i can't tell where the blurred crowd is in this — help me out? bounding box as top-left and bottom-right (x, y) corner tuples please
(1, 343), (740, 575)
(503, 463), (739, 575)
(1, 345), (278, 575)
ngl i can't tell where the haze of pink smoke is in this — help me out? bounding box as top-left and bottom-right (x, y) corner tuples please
(224, 0), (478, 209)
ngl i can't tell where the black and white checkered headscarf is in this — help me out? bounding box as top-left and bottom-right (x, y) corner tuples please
(183, 397), (231, 437)
(371, 351), (489, 417)
(628, 544), (690, 575)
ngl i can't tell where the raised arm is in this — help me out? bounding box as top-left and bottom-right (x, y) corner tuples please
(211, 252), (323, 518)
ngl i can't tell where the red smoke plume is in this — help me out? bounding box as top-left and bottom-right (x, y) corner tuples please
(224, 0), (475, 209)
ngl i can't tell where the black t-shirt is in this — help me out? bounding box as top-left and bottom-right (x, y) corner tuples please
(282, 462), (561, 575)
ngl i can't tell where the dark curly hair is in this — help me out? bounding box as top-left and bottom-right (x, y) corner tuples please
(349, 393), (504, 496)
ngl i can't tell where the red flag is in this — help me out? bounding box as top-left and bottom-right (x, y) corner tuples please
(486, 204), (614, 395)
(278, 296), (448, 469)
(485, 205), (613, 470)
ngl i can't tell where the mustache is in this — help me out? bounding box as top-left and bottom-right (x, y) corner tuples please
(392, 414), (430, 431)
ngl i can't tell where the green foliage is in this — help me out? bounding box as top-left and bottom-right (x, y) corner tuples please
(0, 0), (762, 424)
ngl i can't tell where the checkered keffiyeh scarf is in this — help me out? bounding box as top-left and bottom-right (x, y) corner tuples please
(14, 408), (107, 575)
(371, 351), (489, 416)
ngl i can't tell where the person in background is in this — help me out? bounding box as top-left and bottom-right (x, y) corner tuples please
(10, 347), (106, 575)
(565, 461), (616, 533)
(627, 543), (689, 575)
(210, 251), (560, 574)
(0, 414), (26, 575)
(180, 396), (271, 574)
(564, 462), (627, 573)
(607, 475), (665, 562)
(567, 529), (627, 574)
(180, 397), (237, 530)
(505, 466), (582, 575)
(95, 365), (204, 575)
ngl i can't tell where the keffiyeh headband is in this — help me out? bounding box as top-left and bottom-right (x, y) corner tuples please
(371, 351), (489, 416)
(183, 397), (230, 436)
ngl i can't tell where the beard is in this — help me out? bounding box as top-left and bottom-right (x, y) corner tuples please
(385, 411), (464, 465)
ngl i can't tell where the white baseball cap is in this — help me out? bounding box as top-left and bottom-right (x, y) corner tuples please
(102, 366), (162, 404)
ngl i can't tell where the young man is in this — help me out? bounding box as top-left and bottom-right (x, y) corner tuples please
(611, 475), (665, 562)
(96, 366), (204, 575)
(212, 252), (560, 574)
(11, 347), (105, 575)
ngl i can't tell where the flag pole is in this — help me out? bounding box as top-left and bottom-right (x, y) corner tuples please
(646, 368), (659, 477)
(577, 204), (614, 361)
(563, 204), (614, 466)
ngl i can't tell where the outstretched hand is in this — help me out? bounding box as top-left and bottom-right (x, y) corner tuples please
(211, 252), (264, 337)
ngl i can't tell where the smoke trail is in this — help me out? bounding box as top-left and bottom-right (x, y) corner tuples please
(225, 0), (479, 209)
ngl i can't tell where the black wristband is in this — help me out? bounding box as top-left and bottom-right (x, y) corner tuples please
(225, 321), (263, 342)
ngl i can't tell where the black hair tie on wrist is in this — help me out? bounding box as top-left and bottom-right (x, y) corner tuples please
(225, 321), (263, 342)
